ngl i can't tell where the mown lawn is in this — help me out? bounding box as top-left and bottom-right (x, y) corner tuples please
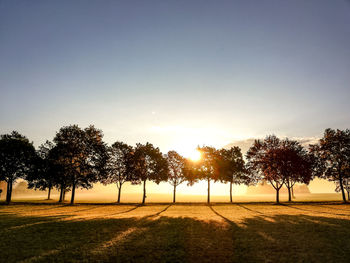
(0, 202), (349, 262)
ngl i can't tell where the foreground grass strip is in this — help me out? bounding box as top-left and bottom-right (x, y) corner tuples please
(1, 203), (350, 262)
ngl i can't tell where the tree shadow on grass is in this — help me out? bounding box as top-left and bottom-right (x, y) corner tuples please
(0, 213), (72, 230)
(310, 203), (350, 212)
(107, 204), (143, 216)
(0, 209), (350, 263)
(236, 203), (265, 215)
(281, 203), (350, 217)
(144, 204), (172, 218)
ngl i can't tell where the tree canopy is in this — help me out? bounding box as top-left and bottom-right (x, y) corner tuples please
(52, 125), (109, 204)
(247, 135), (287, 203)
(279, 139), (313, 201)
(218, 147), (248, 202)
(186, 146), (220, 203)
(128, 142), (168, 204)
(247, 135), (315, 203)
(26, 141), (56, 200)
(0, 131), (36, 204)
(166, 150), (186, 203)
(101, 141), (133, 203)
(310, 128), (350, 202)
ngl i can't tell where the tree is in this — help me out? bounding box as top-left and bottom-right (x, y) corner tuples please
(26, 141), (56, 200)
(186, 146), (220, 203)
(218, 147), (248, 203)
(0, 131), (36, 204)
(128, 143), (168, 204)
(310, 128), (350, 203)
(101, 141), (133, 203)
(49, 144), (71, 203)
(166, 151), (186, 203)
(53, 125), (108, 204)
(246, 135), (285, 204)
(279, 139), (313, 201)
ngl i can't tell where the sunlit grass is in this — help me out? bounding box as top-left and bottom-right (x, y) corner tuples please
(0, 202), (350, 262)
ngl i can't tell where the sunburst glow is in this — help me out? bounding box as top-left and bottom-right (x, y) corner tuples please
(189, 149), (201, 161)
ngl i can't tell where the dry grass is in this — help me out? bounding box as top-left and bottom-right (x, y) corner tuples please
(1, 201), (350, 262)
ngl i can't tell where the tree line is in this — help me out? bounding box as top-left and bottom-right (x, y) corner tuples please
(0, 125), (349, 205)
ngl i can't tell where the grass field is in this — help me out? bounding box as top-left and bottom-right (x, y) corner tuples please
(1, 202), (350, 263)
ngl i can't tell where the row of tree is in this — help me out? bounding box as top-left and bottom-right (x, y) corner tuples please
(0, 126), (349, 204)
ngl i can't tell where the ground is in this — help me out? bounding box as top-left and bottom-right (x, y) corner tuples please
(0, 202), (350, 262)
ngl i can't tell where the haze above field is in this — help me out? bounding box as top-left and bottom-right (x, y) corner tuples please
(1, 1), (349, 197)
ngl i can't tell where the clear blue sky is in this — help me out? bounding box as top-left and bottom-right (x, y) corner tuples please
(1, 0), (350, 154)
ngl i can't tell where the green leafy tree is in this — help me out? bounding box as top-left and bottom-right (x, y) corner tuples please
(0, 131), (36, 204)
(101, 141), (133, 203)
(218, 147), (248, 203)
(53, 125), (108, 204)
(310, 128), (350, 203)
(129, 143), (168, 204)
(166, 151), (186, 203)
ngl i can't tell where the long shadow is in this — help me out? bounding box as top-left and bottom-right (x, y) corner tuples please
(31, 205), (70, 212)
(0, 213), (72, 230)
(0, 204), (67, 213)
(147, 204), (172, 217)
(107, 205), (142, 216)
(281, 203), (349, 217)
(73, 205), (102, 213)
(236, 203), (264, 215)
(208, 205), (235, 225)
(3, 204), (95, 214)
(207, 205), (272, 262)
(139, 204), (172, 218)
(310, 203), (350, 212)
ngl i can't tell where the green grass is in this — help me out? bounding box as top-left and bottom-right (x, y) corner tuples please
(0, 202), (350, 262)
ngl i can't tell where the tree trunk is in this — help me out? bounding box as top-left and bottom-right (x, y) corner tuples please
(287, 185), (292, 202)
(346, 180), (350, 201)
(117, 185), (122, 203)
(47, 186), (52, 200)
(173, 184), (176, 203)
(229, 182), (233, 203)
(291, 185), (295, 199)
(207, 178), (210, 204)
(59, 186), (63, 203)
(70, 181), (76, 205)
(63, 190), (66, 201)
(276, 188), (280, 204)
(6, 181), (10, 204)
(339, 176), (347, 203)
(6, 179), (12, 204)
(142, 180), (146, 204)
(286, 179), (292, 202)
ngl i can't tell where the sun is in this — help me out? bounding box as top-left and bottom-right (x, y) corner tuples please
(189, 149), (201, 161)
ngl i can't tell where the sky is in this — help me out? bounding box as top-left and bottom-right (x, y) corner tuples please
(1, 0), (350, 197)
